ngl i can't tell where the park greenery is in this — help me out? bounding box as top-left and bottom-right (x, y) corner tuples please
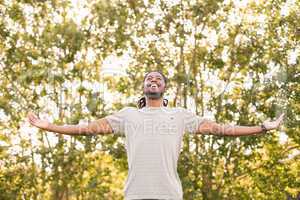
(0, 0), (299, 199)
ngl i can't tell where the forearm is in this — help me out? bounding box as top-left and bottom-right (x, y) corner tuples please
(28, 112), (112, 135)
(212, 124), (265, 136)
(44, 123), (91, 136)
(198, 114), (284, 136)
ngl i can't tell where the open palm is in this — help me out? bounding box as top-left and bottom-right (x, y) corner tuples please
(27, 112), (50, 130)
(263, 113), (285, 130)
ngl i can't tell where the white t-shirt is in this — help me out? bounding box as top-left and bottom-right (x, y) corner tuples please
(105, 106), (206, 200)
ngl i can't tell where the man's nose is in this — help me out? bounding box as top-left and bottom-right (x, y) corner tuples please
(151, 78), (160, 82)
(150, 80), (159, 84)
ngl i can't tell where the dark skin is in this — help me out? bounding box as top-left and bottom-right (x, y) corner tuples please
(27, 71), (285, 136)
(141, 72), (285, 136)
(143, 71), (166, 107)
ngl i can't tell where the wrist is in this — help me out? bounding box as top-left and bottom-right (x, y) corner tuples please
(43, 122), (52, 131)
(260, 124), (268, 133)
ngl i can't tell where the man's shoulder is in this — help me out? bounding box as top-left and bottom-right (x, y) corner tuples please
(173, 106), (185, 110)
(162, 106), (187, 115)
(169, 107), (199, 116)
(106, 106), (137, 118)
(169, 106), (187, 112)
(122, 106), (187, 113)
(119, 106), (138, 112)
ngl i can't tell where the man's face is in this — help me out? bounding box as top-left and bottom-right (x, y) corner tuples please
(143, 72), (166, 99)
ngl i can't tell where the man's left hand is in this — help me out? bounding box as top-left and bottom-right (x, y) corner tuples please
(263, 113), (285, 131)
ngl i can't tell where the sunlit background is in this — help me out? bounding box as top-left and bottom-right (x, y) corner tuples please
(0, 0), (299, 199)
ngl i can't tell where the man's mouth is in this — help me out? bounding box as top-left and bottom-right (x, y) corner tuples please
(144, 83), (164, 99)
(151, 84), (158, 88)
(148, 83), (160, 88)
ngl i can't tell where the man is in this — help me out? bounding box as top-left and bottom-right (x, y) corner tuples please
(27, 71), (284, 200)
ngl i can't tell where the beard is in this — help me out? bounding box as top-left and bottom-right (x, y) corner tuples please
(144, 91), (164, 100)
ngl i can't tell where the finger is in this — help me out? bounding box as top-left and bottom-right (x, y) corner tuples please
(28, 115), (33, 122)
(28, 112), (36, 118)
(277, 113), (285, 122)
(31, 114), (38, 121)
(279, 116), (285, 126)
(28, 114), (34, 121)
(28, 113), (36, 120)
(280, 113), (285, 119)
(27, 117), (31, 123)
(30, 116), (37, 123)
(27, 113), (32, 118)
(29, 116), (35, 122)
(29, 118), (34, 125)
(30, 119), (37, 126)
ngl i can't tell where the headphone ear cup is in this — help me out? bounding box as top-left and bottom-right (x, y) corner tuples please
(138, 97), (143, 108)
(142, 97), (146, 107)
(137, 96), (147, 108)
(163, 99), (168, 106)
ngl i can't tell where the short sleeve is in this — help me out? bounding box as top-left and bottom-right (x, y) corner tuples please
(105, 107), (131, 135)
(181, 108), (206, 134)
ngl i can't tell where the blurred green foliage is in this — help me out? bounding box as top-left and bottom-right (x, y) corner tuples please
(0, 0), (299, 199)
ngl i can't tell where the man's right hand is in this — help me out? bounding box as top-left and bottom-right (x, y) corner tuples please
(27, 112), (50, 130)
(27, 111), (113, 135)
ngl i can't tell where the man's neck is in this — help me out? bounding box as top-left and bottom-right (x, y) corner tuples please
(145, 97), (163, 107)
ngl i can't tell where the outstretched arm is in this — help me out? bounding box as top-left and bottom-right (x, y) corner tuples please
(27, 112), (113, 136)
(197, 113), (285, 136)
